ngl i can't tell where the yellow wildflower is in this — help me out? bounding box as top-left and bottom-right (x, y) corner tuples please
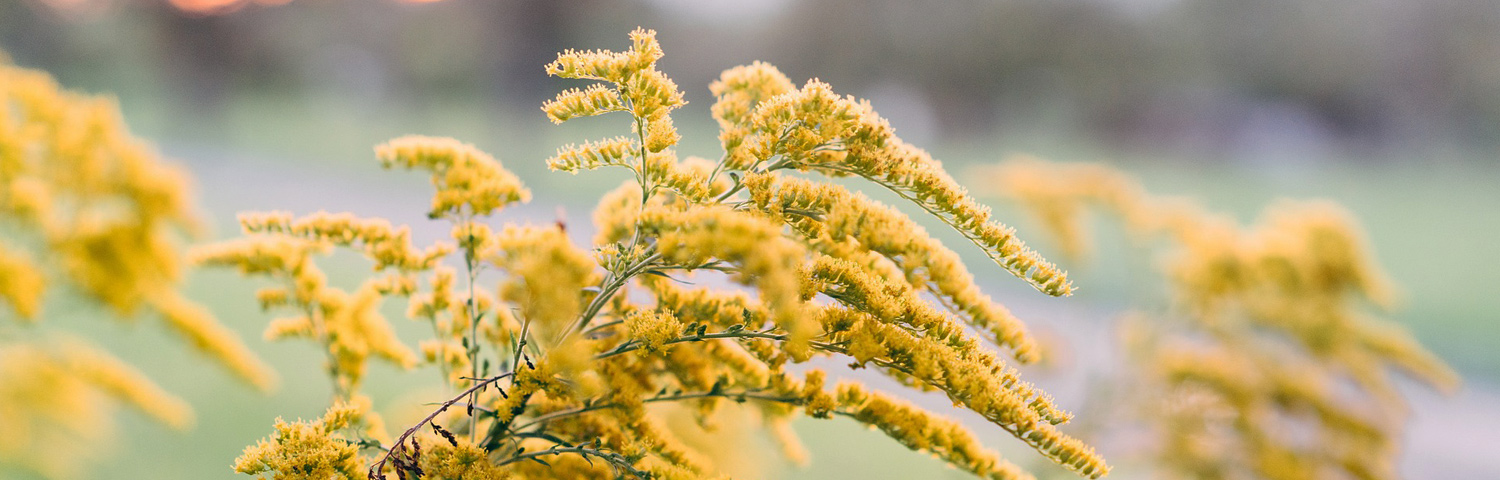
(548, 136), (636, 173)
(625, 310), (684, 352)
(375, 135), (530, 218)
(234, 399), (372, 480)
(0, 242), (45, 320)
(149, 291), (278, 392)
(542, 83), (625, 124)
(985, 157), (1458, 480)
(486, 224), (599, 337)
(214, 28), (1107, 480)
(746, 173), (1041, 362)
(0, 338), (192, 478)
(1, 60), (272, 479)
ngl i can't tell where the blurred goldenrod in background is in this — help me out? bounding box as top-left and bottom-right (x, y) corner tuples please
(0, 58), (272, 478)
(986, 158), (1458, 480)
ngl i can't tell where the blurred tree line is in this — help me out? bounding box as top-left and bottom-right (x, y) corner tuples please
(3, 0), (1497, 157)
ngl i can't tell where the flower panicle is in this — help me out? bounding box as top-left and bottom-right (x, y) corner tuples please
(1, 61), (277, 407)
(639, 205), (818, 360)
(710, 61), (796, 131)
(548, 136), (637, 173)
(711, 62), (798, 171)
(831, 381), (1039, 480)
(0, 242), (45, 320)
(730, 80), (1074, 296)
(745, 173), (1041, 363)
(985, 158), (1456, 480)
(375, 135), (530, 218)
(149, 291), (278, 393)
(233, 399), (372, 479)
(238, 210), (453, 272)
(544, 28), (683, 120)
(544, 28), (685, 179)
(625, 310), (683, 352)
(642, 151), (714, 203)
(546, 47), (630, 83)
(54, 337), (195, 430)
(543, 83), (626, 124)
(486, 223), (599, 337)
(220, 28), (1112, 480)
(0, 339), (193, 479)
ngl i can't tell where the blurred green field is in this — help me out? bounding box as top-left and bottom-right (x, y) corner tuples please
(5, 90), (1496, 479)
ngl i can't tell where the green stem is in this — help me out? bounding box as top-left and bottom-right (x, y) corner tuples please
(463, 214), (482, 443)
(558, 250), (661, 343)
(513, 389), (806, 433)
(596, 330), (786, 359)
(494, 444), (649, 477)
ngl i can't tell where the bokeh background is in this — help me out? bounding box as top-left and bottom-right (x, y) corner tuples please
(3, 0), (1498, 478)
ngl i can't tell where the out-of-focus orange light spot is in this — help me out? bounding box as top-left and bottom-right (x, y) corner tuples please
(169, 0), (245, 15)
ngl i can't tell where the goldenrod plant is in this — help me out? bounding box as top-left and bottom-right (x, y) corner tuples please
(984, 158), (1459, 480)
(213, 29), (1108, 480)
(0, 58), (274, 478)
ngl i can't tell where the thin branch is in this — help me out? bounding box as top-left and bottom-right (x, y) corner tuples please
(368, 372), (514, 478)
(558, 250), (661, 342)
(595, 330), (787, 359)
(494, 443), (650, 477)
(462, 211), (482, 444)
(512, 389), (807, 433)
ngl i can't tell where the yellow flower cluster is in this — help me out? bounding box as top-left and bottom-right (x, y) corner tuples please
(195, 211), (433, 395)
(709, 64), (1072, 296)
(548, 135), (637, 172)
(1, 60), (272, 478)
(0, 60), (272, 388)
(2, 63), (192, 315)
(376, 135), (530, 218)
(834, 382), (1033, 480)
(544, 28), (714, 205)
(646, 275), (768, 332)
(0, 338), (192, 479)
(1154, 347), (1397, 479)
(151, 290), (280, 391)
(709, 61), (796, 168)
(747, 173), (1041, 362)
(408, 266), (475, 384)
(222, 29), (1104, 480)
(238, 210), (451, 272)
(639, 205), (818, 358)
(544, 28), (684, 144)
(807, 301), (1102, 476)
(513, 30), (1100, 479)
(984, 157), (1205, 259)
(542, 83), (625, 125)
(625, 310), (683, 352)
(0, 243), (45, 320)
(417, 439), (512, 480)
(216, 138), (550, 479)
(483, 223), (600, 349)
(985, 158), (1458, 480)
(235, 397), (379, 480)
